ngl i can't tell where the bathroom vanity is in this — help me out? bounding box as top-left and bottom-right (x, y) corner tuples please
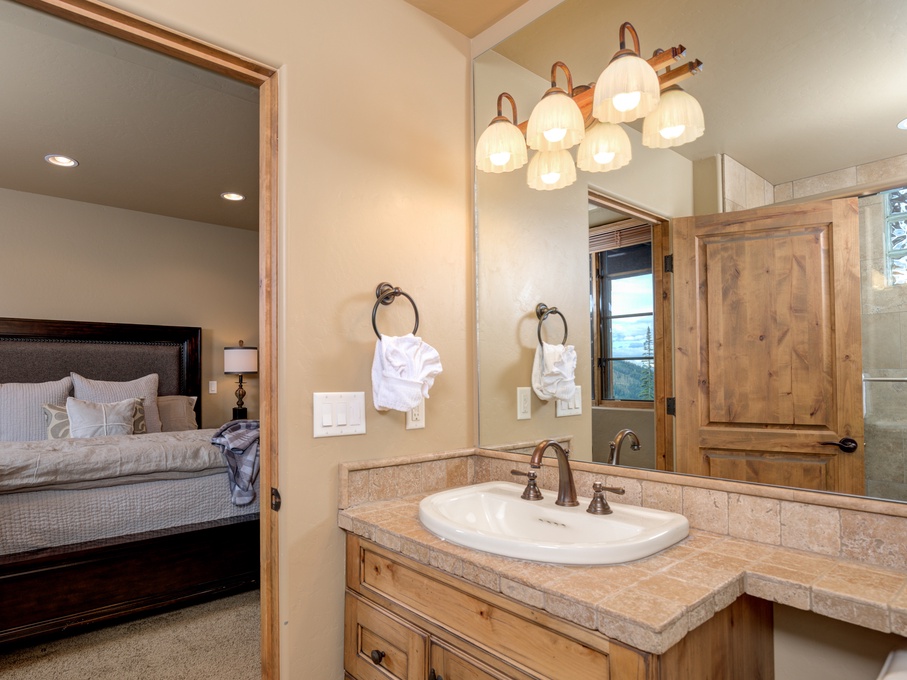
(344, 534), (773, 680)
(340, 449), (907, 680)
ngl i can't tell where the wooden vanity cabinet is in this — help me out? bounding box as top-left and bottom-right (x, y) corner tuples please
(344, 534), (773, 680)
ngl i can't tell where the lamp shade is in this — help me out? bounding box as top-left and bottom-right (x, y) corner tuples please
(593, 54), (660, 124)
(526, 90), (585, 151)
(526, 149), (576, 191)
(641, 87), (705, 148)
(224, 343), (258, 374)
(475, 118), (528, 173)
(576, 122), (632, 173)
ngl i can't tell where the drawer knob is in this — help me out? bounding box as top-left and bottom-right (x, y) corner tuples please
(429, 670), (444, 680)
(369, 649), (386, 665)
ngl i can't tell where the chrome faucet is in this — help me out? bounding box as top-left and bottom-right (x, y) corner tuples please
(608, 429), (640, 466)
(528, 439), (578, 507)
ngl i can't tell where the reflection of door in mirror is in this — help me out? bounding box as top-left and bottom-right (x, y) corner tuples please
(673, 198), (865, 495)
(587, 192), (672, 471)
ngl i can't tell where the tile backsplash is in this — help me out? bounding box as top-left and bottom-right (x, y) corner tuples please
(340, 447), (907, 572)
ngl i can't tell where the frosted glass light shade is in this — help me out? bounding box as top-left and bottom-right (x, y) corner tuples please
(526, 91), (585, 151)
(526, 150), (576, 191)
(593, 55), (660, 124)
(576, 122), (632, 173)
(641, 88), (705, 148)
(224, 345), (258, 374)
(475, 119), (528, 173)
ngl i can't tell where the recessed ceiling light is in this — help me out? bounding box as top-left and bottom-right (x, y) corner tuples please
(898, 118), (907, 131)
(221, 192), (245, 201)
(44, 154), (79, 168)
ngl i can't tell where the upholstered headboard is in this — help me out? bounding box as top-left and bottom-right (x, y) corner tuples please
(0, 318), (202, 423)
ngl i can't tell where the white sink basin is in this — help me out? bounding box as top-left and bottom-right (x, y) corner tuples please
(419, 481), (689, 565)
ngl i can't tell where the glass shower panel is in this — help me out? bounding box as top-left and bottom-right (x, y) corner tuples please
(860, 190), (907, 502)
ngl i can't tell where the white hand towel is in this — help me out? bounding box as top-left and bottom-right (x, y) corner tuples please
(372, 333), (443, 412)
(531, 342), (577, 401)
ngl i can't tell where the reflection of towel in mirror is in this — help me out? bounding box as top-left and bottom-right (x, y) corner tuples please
(211, 419), (260, 506)
(532, 342), (577, 401)
(372, 334), (443, 412)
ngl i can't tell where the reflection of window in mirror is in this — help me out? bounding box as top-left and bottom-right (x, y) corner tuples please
(885, 186), (907, 285)
(593, 243), (654, 403)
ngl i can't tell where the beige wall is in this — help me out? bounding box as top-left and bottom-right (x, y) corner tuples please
(0, 187), (259, 427)
(106, 0), (474, 676)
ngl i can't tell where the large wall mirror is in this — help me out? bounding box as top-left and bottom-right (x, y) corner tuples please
(475, 0), (907, 504)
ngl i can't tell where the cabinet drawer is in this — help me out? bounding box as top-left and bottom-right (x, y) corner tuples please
(430, 640), (515, 680)
(345, 592), (426, 680)
(358, 546), (609, 679)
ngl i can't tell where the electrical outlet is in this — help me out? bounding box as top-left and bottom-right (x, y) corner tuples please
(406, 399), (426, 430)
(556, 385), (582, 417)
(517, 387), (531, 420)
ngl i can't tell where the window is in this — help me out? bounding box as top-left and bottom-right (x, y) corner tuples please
(885, 186), (907, 285)
(591, 240), (655, 403)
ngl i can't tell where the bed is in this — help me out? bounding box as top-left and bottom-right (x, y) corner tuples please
(0, 318), (260, 646)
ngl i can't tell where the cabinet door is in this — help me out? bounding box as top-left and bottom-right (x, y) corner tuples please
(429, 641), (516, 680)
(345, 593), (426, 680)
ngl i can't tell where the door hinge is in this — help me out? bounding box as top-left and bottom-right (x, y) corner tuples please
(666, 397), (676, 416)
(664, 254), (674, 273)
(270, 487), (282, 512)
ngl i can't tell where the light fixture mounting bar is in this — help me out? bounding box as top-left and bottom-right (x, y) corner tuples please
(658, 60), (703, 89)
(647, 45), (686, 72)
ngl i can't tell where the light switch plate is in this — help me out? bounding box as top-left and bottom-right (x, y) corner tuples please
(313, 392), (366, 437)
(517, 387), (531, 420)
(556, 385), (582, 417)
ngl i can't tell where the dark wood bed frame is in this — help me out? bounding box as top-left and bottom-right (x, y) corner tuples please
(0, 318), (260, 647)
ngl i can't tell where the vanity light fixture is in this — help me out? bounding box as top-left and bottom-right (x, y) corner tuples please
(221, 192), (245, 201)
(477, 22), (703, 190)
(593, 23), (661, 124)
(526, 149), (577, 190)
(475, 93), (528, 173)
(641, 83), (705, 148)
(576, 122), (632, 172)
(526, 62), (585, 152)
(44, 154), (79, 168)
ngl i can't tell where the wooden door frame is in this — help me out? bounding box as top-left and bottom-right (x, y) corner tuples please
(13, 1), (281, 676)
(588, 190), (674, 469)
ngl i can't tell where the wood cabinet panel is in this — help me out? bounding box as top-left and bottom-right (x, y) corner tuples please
(429, 641), (513, 680)
(360, 547), (609, 679)
(345, 593), (426, 680)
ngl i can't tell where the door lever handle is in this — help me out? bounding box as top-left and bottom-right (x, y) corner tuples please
(818, 437), (858, 453)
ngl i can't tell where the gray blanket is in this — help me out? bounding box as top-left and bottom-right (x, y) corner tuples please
(211, 420), (260, 506)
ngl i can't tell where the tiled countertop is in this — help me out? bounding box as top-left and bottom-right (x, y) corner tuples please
(339, 493), (907, 655)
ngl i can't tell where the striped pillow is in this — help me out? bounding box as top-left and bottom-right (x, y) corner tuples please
(0, 377), (73, 441)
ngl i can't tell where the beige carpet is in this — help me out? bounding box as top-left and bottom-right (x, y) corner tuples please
(0, 590), (261, 680)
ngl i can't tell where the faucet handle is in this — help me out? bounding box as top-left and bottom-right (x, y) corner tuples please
(587, 481), (625, 515)
(510, 469), (543, 501)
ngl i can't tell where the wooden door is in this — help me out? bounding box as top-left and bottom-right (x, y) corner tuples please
(673, 199), (864, 494)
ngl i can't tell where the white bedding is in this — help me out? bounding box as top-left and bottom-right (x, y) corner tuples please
(0, 472), (258, 555)
(0, 428), (224, 494)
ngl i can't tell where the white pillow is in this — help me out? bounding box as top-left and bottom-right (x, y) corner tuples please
(158, 395), (198, 432)
(44, 398), (147, 439)
(0, 377), (73, 441)
(71, 373), (161, 433)
(66, 397), (138, 438)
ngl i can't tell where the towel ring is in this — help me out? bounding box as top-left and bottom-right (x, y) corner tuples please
(372, 282), (420, 339)
(536, 303), (568, 346)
